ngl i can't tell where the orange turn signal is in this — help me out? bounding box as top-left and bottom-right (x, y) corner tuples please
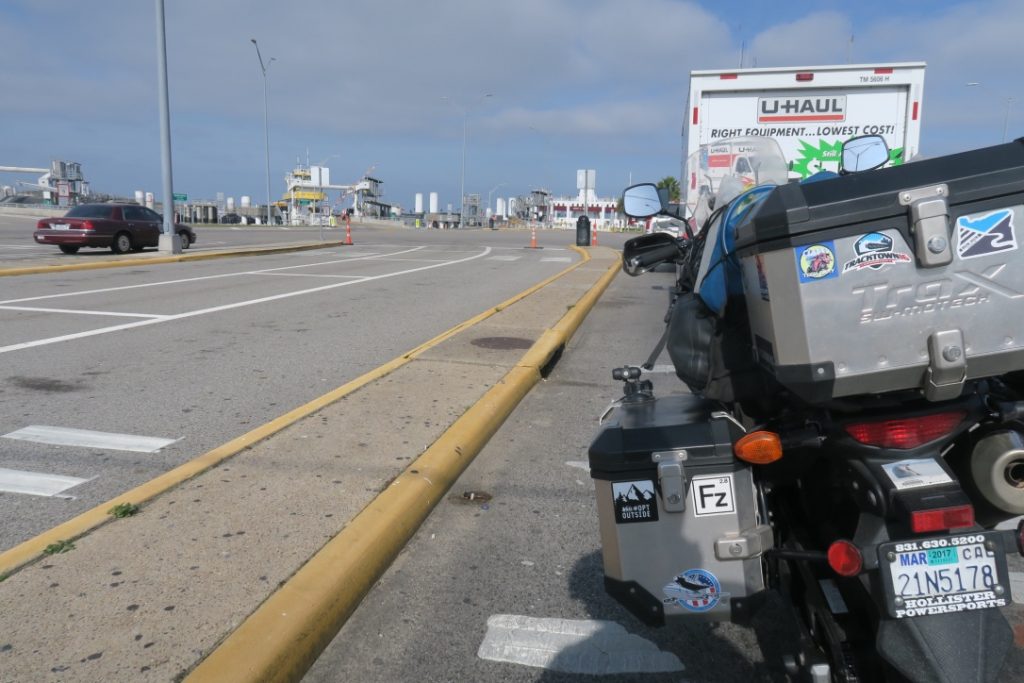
(734, 431), (783, 464)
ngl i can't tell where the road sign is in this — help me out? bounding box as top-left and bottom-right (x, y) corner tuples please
(173, 193), (187, 202)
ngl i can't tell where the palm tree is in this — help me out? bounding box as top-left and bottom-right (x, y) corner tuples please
(656, 176), (681, 203)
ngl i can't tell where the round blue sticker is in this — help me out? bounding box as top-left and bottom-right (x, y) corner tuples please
(795, 242), (838, 283)
(662, 568), (728, 613)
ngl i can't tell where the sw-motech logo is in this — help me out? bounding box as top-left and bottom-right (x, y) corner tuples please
(758, 96), (847, 123)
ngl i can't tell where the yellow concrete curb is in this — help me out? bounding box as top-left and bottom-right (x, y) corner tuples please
(184, 247), (621, 682)
(0, 241), (347, 277)
(0, 247), (594, 578)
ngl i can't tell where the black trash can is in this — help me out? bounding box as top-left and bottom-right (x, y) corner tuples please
(575, 215), (591, 246)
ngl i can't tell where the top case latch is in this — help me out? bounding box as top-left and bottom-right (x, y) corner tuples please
(899, 183), (951, 268)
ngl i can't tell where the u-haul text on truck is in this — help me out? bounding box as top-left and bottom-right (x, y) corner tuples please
(684, 62), (926, 179)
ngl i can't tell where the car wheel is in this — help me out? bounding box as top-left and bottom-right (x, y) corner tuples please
(179, 232), (191, 249)
(111, 232), (132, 254)
(58, 245), (80, 254)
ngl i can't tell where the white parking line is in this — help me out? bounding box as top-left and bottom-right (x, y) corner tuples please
(477, 615), (683, 674)
(487, 255), (522, 261)
(0, 246), (425, 306)
(541, 257), (572, 263)
(3, 425), (179, 453)
(0, 247), (491, 355)
(0, 467), (91, 498)
(0, 305), (166, 319)
(257, 272), (365, 279)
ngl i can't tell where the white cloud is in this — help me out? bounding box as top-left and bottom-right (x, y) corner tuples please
(2, 0), (1023, 200)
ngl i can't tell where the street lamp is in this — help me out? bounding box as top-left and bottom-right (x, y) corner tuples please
(442, 94), (492, 227)
(154, 0), (181, 253)
(251, 39), (275, 226)
(966, 82), (1014, 143)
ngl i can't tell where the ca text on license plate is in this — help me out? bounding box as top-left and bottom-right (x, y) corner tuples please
(882, 533), (1009, 619)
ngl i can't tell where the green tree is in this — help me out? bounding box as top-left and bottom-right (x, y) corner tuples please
(656, 176), (681, 203)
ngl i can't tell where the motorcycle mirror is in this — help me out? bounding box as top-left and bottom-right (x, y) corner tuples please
(622, 183), (665, 218)
(840, 135), (890, 174)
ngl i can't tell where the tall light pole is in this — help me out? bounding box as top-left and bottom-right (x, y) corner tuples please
(251, 39), (275, 226)
(966, 82), (1014, 143)
(154, 0), (181, 253)
(442, 94), (492, 228)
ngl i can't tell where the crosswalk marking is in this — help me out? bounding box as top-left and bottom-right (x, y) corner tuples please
(0, 467), (91, 497)
(3, 425), (179, 453)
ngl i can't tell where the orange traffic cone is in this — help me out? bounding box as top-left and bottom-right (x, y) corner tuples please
(344, 216), (353, 245)
(591, 225), (598, 246)
(524, 224), (542, 249)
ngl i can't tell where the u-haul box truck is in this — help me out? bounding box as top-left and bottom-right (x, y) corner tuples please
(684, 62), (926, 180)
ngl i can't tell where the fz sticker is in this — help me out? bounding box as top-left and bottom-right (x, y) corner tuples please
(663, 568), (729, 612)
(842, 232), (912, 272)
(690, 475), (735, 517)
(795, 242), (838, 283)
(956, 208), (1018, 260)
(611, 480), (658, 524)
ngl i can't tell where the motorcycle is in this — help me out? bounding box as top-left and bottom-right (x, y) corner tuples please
(588, 135), (1024, 682)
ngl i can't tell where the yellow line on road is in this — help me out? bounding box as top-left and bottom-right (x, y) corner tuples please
(0, 241), (347, 277)
(185, 248), (620, 682)
(0, 247), (593, 578)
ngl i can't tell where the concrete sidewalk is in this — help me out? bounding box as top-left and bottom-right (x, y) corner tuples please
(0, 247), (619, 682)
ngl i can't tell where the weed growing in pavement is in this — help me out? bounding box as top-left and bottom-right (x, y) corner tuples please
(108, 503), (140, 518)
(43, 540), (75, 555)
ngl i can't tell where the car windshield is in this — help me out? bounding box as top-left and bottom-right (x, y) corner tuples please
(64, 205), (113, 219)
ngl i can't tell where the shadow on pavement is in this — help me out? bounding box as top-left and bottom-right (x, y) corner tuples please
(530, 551), (794, 682)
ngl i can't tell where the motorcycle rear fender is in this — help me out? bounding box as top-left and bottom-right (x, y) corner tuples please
(876, 607), (1013, 683)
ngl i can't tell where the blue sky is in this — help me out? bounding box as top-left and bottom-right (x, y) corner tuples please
(1, 0), (1021, 211)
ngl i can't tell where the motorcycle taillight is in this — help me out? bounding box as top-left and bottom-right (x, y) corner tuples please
(910, 504), (975, 533)
(844, 411), (966, 449)
(827, 540), (863, 577)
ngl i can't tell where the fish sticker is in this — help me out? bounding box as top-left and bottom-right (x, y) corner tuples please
(663, 568), (729, 612)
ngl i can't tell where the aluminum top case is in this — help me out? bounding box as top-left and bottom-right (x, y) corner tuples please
(733, 140), (1024, 404)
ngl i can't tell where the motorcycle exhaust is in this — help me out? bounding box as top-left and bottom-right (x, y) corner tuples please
(969, 430), (1024, 516)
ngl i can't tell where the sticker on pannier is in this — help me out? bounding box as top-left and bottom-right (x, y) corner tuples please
(955, 208), (1018, 260)
(612, 480), (659, 524)
(842, 231), (912, 272)
(794, 242), (838, 283)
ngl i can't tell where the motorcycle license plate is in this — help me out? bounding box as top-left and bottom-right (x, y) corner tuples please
(879, 532), (1012, 619)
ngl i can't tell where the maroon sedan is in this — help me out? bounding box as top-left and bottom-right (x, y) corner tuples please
(34, 203), (196, 254)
